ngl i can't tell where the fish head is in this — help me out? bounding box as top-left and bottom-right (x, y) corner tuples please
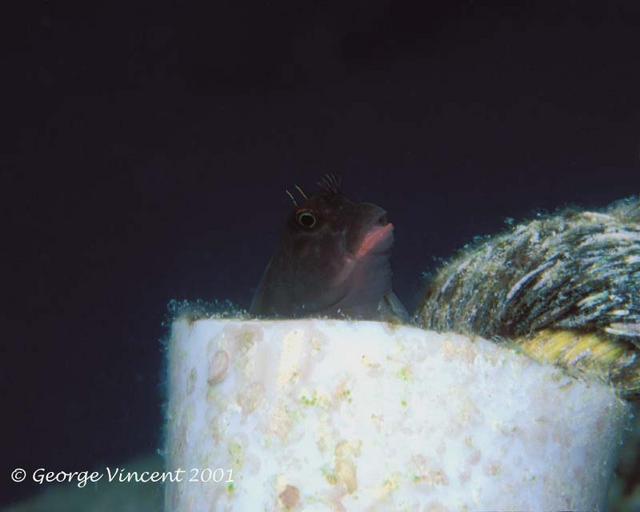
(251, 179), (396, 319)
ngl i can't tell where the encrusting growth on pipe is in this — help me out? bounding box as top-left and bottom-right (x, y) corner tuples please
(417, 196), (640, 399)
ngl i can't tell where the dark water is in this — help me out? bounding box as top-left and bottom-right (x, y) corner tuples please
(3, 1), (640, 508)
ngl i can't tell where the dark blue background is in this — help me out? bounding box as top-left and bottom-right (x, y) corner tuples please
(2, 0), (640, 506)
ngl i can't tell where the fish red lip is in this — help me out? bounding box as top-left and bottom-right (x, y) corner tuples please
(356, 223), (394, 258)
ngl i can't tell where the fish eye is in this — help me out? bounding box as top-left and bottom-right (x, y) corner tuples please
(296, 210), (317, 229)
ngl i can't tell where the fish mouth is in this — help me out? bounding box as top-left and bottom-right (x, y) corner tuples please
(355, 223), (394, 259)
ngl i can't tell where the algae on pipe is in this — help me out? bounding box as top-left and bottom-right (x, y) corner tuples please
(165, 318), (632, 511)
(165, 182), (639, 510)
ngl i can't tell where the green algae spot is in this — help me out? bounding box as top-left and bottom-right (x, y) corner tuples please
(325, 472), (338, 485)
(398, 366), (412, 381)
(300, 393), (319, 407)
(321, 466), (338, 485)
(338, 388), (352, 403)
(300, 390), (329, 408)
(228, 441), (244, 467)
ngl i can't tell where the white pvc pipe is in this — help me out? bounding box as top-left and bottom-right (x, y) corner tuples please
(165, 318), (631, 511)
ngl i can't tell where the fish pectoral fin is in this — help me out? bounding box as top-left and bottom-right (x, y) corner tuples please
(380, 291), (410, 323)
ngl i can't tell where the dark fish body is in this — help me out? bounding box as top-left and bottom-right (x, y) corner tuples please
(416, 197), (640, 398)
(250, 179), (408, 321)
